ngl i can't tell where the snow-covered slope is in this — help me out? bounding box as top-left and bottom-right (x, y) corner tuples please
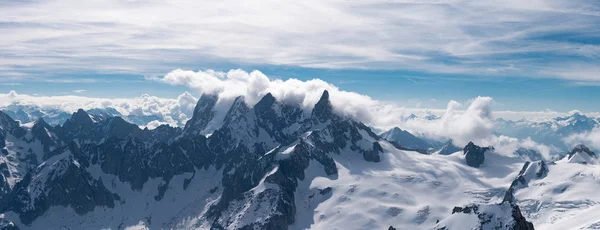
(291, 143), (526, 229)
(508, 145), (600, 229)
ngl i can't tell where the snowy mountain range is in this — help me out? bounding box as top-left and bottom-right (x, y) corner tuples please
(0, 91), (599, 229)
(0, 92), (199, 129)
(2, 105), (165, 128)
(494, 113), (600, 152)
(389, 112), (600, 155)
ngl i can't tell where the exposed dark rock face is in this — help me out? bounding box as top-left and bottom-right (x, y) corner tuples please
(7, 152), (120, 225)
(183, 94), (218, 135)
(0, 165), (10, 210)
(363, 142), (383, 162)
(30, 119), (60, 154)
(59, 109), (95, 141)
(463, 142), (493, 168)
(511, 204), (536, 230)
(312, 90), (333, 123)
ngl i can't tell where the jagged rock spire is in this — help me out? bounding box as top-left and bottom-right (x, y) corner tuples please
(312, 90), (333, 122)
(69, 109), (94, 127)
(223, 96), (249, 124)
(183, 94), (218, 134)
(33, 117), (49, 127)
(254, 93), (276, 112)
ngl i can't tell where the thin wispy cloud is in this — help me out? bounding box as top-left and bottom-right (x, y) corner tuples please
(0, 0), (599, 83)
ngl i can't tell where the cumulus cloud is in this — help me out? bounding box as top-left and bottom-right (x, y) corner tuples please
(144, 120), (170, 130)
(563, 128), (600, 151)
(399, 97), (495, 146)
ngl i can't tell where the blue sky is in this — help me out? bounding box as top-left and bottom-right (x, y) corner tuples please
(1, 0), (600, 113)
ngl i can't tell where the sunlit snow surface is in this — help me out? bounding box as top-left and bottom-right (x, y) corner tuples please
(287, 142), (525, 229)
(515, 160), (600, 230)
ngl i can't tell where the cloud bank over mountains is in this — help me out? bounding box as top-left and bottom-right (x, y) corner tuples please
(2, 68), (597, 157)
(155, 69), (508, 148)
(0, 90), (198, 127)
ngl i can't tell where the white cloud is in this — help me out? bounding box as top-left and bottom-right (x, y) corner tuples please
(0, 90), (197, 127)
(143, 120), (169, 130)
(563, 128), (600, 151)
(73, 89), (86, 93)
(399, 97), (495, 146)
(482, 136), (553, 160)
(1, 0), (599, 82)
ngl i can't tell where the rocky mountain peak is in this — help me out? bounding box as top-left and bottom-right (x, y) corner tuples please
(564, 144), (597, 164)
(569, 144), (596, 158)
(65, 109), (94, 128)
(254, 93), (276, 111)
(223, 96), (250, 125)
(33, 118), (49, 128)
(463, 142), (494, 168)
(183, 94), (218, 134)
(312, 90), (333, 122)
